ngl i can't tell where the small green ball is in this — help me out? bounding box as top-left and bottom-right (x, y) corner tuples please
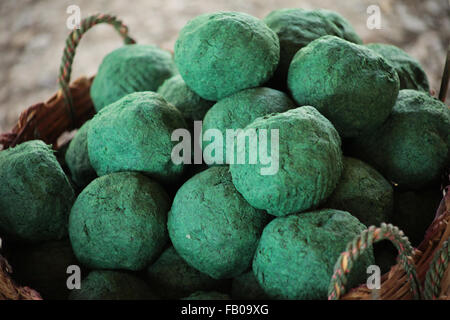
(174, 12), (280, 101)
(87, 91), (187, 182)
(69, 172), (170, 271)
(324, 157), (394, 227)
(168, 166), (269, 279)
(231, 270), (270, 300)
(182, 291), (231, 300)
(230, 106), (343, 216)
(253, 209), (374, 299)
(0, 140), (75, 242)
(90, 44), (177, 111)
(288, 35), (400, 138)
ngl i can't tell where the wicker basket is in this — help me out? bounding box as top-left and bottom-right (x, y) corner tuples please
(0, 14), (449, 300)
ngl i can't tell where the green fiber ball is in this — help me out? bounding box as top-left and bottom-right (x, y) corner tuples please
(0, 140), (75, 242)
(202, 87), (296, 165)
(87, 91), (187, 182)
(324, 157), (394, 227)
(231, 271), (270, 300)
(69, 172), (170, 271)
(182, 291), (231, 300)
(230, 106), (343, 216)
(168, 166), (269, 279)
(366, 43), (430, 92)
(65, 120), (96, 188)
(174, 12), (280, 101)
(264, 8), (361, 88)
(253, 209), (374, 299)
(147, 246), (230, 299)
(350, 90), (450, 189)
(69, 270), (157, 300)
(10, 240), (78, 300)
(288, 35), (400, 138)
(90, 44), (176, 111)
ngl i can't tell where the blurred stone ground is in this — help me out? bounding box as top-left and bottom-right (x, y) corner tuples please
(0, 0), (448, 133)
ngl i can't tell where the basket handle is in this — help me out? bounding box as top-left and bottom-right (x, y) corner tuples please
(424, 237), (450, 299)
(328, 223), (422, 300)
(58, 13), (136, 128)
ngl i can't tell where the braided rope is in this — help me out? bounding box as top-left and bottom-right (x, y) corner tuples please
(424, 238), (450, 299)
(328, 223), (421, 300)
(58, 13), (135, 128)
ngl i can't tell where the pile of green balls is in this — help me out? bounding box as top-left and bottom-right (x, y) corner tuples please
(0, 8), (448, 300)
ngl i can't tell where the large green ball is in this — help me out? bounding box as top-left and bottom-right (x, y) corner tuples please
(174, 12), (280, 101)
(288, 35), (399, 138)
(69, 172), (170, 270)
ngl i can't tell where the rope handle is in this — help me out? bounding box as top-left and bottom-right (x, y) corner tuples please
(328, 223), (421, 300)
(424, 238), (450, 299)
(58, 13), (136, 127)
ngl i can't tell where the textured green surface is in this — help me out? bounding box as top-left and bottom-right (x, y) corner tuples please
(288, 35), (400, 138)
(90, 44), (177, 111)
(87, 91), (187, 182)
(264, 8), (361, 89)
(174, 12), (280, 101)
(253, 209), (374, 299)
(69, 270), (157, 300)
(231, 270), (270, 300)
(230, 106), (343, 216)
(69, 172), (170, 270)
(202, 87), (296, 164)
(366, 43), (430, 92)
(147, 246), (230, 299)
(0, 140), (75, 242)
(65, 120), (96, 188)
(350, 90), (450, 189)
(324, 157), (393, 227)
(168, 166), (269, 279)
(182, 291), (231, 300)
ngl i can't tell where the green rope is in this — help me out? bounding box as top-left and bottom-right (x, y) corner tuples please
(424, 238), (450, 299)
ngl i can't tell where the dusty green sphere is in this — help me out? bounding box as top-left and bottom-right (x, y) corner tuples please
(230, 106), (343, 216)
(0, 140), (75, 242)
(87, 91), (187, 182)
(69, 172), (170, 271)
(168, 166), (269, 279)
(288, 35), (400, 138)
(174, 12), (280, 101)
(90, 44), (177, 111)
(253, 209), (374, 299)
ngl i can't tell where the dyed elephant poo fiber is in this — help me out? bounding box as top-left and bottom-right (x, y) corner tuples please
(231, 271), (270, 300)
(87, 91), (187, 182)
(264, 8), (361, 88)
(174, 12), (280, 101)
(366, 43), (430, 92)
(253, 209), (374, 299)
(230, 106), (343, 216)
(0, 140), (75, 242)
(350, 90), (450, 189)
(69, 270), (157, 300)
(324, 157), (394, 227)
(90, 44), (177, 111)
(65, 120), (96, 188)
(168, 166), (269, 279)
(202, 87), (296, 164)
(182, 291), (231, 300)
(288, 35), (400, 138)
(69, 172), (170, 270)
(147, 246), (230, 299)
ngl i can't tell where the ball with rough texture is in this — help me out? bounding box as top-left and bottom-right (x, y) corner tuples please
(230, 106), (343, 216)
(69, 172), (170, 270)
(350, 90), (450, 189)
(0, 140), (75, 242)
(366, 43), (429, 92)
(147, 246), (230, 299)
(174, 12), (280, 101)
(168, 166), (269, 279)
(324, 157), (394, 227)
(90, 44), (177, 111)
(69, 270), (157, 300)
(65, 120), (96, 188)
(231, 270), (270, 300)
(253, 209), (374, 299)
(288, 35), (400, 138)
(87, 91), (187, 182)
(182, 291), (231, 300)
(202, 87), (296, 165)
